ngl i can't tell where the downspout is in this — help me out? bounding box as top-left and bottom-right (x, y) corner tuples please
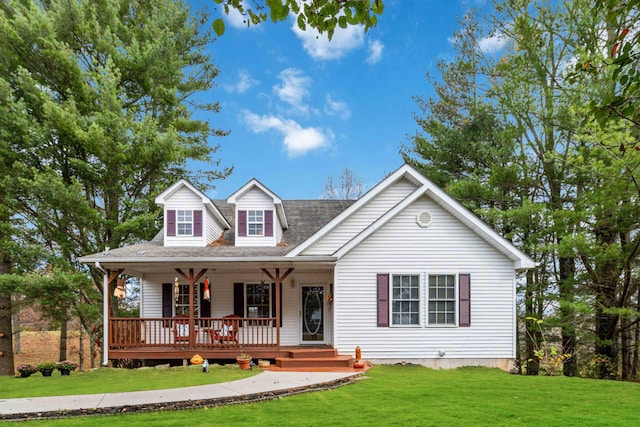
(95, 262), (109, 367)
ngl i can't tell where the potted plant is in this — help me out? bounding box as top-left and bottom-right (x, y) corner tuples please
(55, 360), (78, 375)
(236, 352), (252, 370)
(17, 363), (37, 378)
(37, 362), (57, 377)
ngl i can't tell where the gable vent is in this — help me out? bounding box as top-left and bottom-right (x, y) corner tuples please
(416, 211), (432, 228)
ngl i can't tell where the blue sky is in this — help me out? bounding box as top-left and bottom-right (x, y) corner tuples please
(190, 0), (498, 200)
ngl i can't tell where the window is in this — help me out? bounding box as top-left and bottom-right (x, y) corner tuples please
(247, 210), (264, 236)
(175, 284), (200, 317)
(428, 275), (456, 325)
(177, 210), (193, 236)
(246, 283), (271, 319)
(391, 274), (420, 325)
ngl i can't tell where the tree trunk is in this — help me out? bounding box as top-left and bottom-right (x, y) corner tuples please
(79, 329), (84, 371)
(11, 294), (19, 354)
(525, 271), (541, 375)
(0, 257), (14, 376)
(633, 290), (640, 380)
(621, 316), (632, 381)
(59, 319), (68, 361)
(558, 256), (577, 376)
(595, 286), (619, 379)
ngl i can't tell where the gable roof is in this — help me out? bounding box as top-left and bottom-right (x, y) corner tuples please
(79, 199), (354, 263)
(80, 164), (535, 271)
(289, 163), (536, 271)
(227, 178), (288, 229)
(155, 179), (231, 229)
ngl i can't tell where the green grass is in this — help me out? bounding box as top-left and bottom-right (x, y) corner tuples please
(7, 365), (640, 426)
(0, 364), (257, 398)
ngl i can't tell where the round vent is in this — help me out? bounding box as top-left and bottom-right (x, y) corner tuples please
(416, 211), (432, 228)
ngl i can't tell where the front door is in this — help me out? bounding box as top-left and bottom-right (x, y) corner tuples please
(301, 285), (326, 344)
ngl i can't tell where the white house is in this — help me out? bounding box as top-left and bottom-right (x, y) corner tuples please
(80, 163), (535, 370)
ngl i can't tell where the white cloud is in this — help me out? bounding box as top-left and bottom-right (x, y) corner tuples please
(477, 32), (509, 54)
(366, 40), (384, 64)
(292, 21), (364, 60)
(224, 69), (259, 93)
(273, 68), (315, 116)
(324, 94), (351, 120)
(242, 111), (333, 158)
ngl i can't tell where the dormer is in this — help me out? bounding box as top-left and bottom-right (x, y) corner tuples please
(155, 179), (230, 247)
(226, 179), (288, 247)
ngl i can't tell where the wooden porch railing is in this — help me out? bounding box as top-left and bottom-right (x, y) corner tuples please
(108, 317), (277, 349)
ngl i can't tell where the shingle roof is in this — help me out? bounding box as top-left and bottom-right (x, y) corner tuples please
(81, 199), (355, 260)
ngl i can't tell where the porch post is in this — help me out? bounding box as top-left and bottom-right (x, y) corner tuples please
(102, 270), (109, 366)
(262, 267), (294, 349)
(176, 268), (207, 350)
(276, 269), (280, 348)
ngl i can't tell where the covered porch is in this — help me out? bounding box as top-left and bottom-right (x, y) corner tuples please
(100, 260), (337, 364)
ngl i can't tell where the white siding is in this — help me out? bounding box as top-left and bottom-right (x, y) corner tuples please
(164, 187), (206, 247)
(333, 195), (516, 364)
(140, 270), (332, 346)
(303, 178), (417, 255)
(235, 188), (278, 247)
(206, 212), (224, 244)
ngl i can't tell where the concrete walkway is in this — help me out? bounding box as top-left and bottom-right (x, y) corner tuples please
(0, 371), (362, 420)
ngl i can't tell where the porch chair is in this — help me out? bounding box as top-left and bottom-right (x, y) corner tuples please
(173, 315), (190, 344)
(209, 315), (239, 345)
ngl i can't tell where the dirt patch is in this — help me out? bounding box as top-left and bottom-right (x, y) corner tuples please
(13, 330), (96, 371)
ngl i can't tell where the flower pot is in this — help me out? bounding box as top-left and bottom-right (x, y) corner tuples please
(236, 357), (252, 370)
(19, 372), (32, 378)
(59, 369), (70, 376)
(41, 369), (53, 377)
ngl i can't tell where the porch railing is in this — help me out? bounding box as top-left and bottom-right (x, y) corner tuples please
(108, 317), (277, 349)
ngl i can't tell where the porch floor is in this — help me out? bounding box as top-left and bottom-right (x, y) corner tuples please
(108, 346), (370, 372)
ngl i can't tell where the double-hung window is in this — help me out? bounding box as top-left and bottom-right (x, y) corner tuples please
(177, 210), (193, 236)
(428, 274), (456, 325)
(246, 283), (271, 319)
(391, 274), (420, 325)
(247, 210), (264, 236)
(175, 283), (200, 316)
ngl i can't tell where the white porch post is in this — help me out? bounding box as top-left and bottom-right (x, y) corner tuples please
(102, 270), (109, 366)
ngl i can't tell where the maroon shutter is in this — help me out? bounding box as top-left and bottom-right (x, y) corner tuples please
(377, 274), (390, 327)
(233, 283), (244, 319)
(167, 210), (176, 236)
(459, 274), (471, 327)
(265, 210), (273, 237)
(238, 210), (247, 237)
(162, 283), (173, 318)
(193, 210), (203, 236)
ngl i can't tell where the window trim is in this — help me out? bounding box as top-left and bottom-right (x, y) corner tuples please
(247, 210), (264, 236)
(389, 272), (422, 327)
(244, 282), (272, 319)
(174, 283), (200, 317)
(176, 210), (193, 236)
(427, 273), (458, 327)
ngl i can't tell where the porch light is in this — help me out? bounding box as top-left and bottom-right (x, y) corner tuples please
(174, 277), (180, 301)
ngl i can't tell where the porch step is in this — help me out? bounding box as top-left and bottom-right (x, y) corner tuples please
(288, 348), (339, 359)
(275, 354), (353, 369)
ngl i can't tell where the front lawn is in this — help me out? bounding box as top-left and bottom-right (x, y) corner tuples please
(8, 365), (640, 426)
(0, 364), (257, 398)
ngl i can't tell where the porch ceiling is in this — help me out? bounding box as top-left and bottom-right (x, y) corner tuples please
(93, 258), (336, 276)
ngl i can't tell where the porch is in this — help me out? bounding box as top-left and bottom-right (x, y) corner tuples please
(107, 317), (351, 368)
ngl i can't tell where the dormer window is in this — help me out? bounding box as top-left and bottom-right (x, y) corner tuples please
(177, 210), (193, 236)
(248, 210), (264, 236)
